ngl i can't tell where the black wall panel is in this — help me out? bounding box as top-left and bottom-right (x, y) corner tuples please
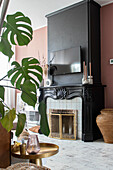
(46, 0), (101, 85)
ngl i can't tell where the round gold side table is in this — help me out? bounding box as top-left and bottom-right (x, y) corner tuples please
(11, 143), (59, 166)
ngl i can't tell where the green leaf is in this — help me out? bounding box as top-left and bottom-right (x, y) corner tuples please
(28, 70), (42, 82)
(8, 68), (19, 78)
(12, 61), (20, 67)
(22, 57), (40, 66)
(7, 57), (42, 107)
(28, 65), (43, 74)
(0, 102), (5, 118)
(0, 86), (5, 101)
(0, 108), (16, 132)
(38, 101), (50, 136)
(21, 80), (37, 107)
(2, 12), (33, 46)
(10, 70), (21, 86)
(16, 75), (24, 89)
(0, 38), (14, 61)
(15, 113), (26, 137)
(8, 57), (42, 90)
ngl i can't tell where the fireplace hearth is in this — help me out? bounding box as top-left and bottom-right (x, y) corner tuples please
(39, 84), (105, 142)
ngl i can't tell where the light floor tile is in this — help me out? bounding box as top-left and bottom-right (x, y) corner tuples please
(11, 135), (113, 170)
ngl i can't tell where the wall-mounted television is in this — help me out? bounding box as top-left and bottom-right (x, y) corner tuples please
(49, 46), (82, 75)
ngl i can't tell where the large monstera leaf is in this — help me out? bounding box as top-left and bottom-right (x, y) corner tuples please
(2, 11), (33, 45)
(0, 12), (33, 61)
(8, 57), (43, 107)
(0, 38), (14, 61)
(21, 80), (37, 107)
(0, 86), (5, 101)
(0, 86), (16, 133)
(38, 101), (50, 136)
(0, 85), (26, 136)
(16, 113), (26, 137)
(0, 108), (16, 132)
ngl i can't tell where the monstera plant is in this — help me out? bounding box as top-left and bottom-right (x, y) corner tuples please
(0, 1), (49, 137)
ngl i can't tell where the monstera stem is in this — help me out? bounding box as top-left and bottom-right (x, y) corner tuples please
(0, 0), (10, 35)
(0, 75), (8, 81)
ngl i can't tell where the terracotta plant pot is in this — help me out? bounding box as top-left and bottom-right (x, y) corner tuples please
(0, 123), (11, 168)
(96, 108), (113, 143)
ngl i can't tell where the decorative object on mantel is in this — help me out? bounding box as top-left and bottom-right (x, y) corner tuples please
(38, 53), (48, 87)
(96, 108), (113, 143)
(88, 62), (93, 84)
(88, 75), (93, 84)
(45, 78), (52, 87)
(82, 61), (93, 84)
(82, 61), (88, 84)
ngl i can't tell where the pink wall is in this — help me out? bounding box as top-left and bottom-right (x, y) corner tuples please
(15, 26), (47, 102)
(15, 26), (47, 85)
(101, 3), (113, 107)
(15, 26), (47, 64)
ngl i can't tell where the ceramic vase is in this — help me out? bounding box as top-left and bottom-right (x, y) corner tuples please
(96, 108), (113, 143)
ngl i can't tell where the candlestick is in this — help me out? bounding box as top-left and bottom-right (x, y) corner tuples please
(85, 65), (87, 80)
(82, 61), (88, 84)
(89, 62), (91, 77)
(83, 61), (85, 76)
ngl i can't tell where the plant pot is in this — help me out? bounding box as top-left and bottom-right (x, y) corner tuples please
(96, 108), (113, 143)
(0, 123), (11, 168)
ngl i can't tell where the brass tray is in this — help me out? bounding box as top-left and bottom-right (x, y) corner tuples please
(11, 143), (59, 159)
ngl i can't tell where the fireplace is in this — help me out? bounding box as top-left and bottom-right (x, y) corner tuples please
(40, 0), (105, 142)
(39, 84), (105, 142)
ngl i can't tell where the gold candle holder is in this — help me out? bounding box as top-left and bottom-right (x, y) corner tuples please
(20, 143), (26, 155)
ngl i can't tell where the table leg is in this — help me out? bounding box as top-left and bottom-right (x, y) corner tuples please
(29, 158), (42, 166)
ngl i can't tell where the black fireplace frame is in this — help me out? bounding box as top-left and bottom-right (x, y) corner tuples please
(39, 84), (105, 142)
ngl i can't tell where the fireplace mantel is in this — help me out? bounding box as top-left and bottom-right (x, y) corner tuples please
(39, 84), (105, 142)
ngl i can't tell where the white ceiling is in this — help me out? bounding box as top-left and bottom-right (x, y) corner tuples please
(7, 0), (113, 30)
(96, 0), (113, 6)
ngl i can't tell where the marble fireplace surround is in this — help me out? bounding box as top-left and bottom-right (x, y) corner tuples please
(39, 84), (104, 142)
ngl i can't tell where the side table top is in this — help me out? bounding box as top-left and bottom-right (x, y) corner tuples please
(11, 143), (59, 159)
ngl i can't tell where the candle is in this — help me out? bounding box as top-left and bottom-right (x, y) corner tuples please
(85, 65), (87, 80)
(83, 61), (85, 76)
(89, 62), (91, 77)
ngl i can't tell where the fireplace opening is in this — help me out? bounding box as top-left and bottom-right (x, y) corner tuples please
(47, 97), (82, 139)
(49, 109), (78, 140)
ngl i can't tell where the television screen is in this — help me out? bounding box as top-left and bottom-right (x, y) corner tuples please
(49, 46), (81, 75)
